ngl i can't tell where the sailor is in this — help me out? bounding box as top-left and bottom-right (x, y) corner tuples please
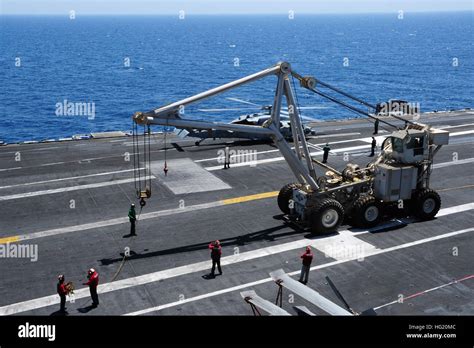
(128, 203), (137, 236)
(373, 118), (379, 135)
(57, 274), (68, 313)
(83, 268), (99, 307)
(322, 143), (330, 163)
(223, 146), (230, 169)
(299, 246), (314, 285)
(370, 137), (377, 157)
(208, 240), (222, 277)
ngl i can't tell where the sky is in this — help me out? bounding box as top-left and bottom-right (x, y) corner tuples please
(1, 0), (473, 15)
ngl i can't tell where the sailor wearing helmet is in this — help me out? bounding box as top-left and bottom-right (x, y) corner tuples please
(83, 268), (99, 307)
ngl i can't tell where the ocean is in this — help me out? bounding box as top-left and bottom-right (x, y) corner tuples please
(0, 12), (472, 143)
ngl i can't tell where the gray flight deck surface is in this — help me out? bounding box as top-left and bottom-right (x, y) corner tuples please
(0, 110), (473, 316)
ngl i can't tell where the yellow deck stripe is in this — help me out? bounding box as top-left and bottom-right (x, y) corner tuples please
(0, 192), (279, 244)
(0, 236), (20, 244)
(221, 191), (279, 205)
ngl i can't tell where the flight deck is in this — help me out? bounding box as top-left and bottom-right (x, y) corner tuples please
(0, 109), (473, 316)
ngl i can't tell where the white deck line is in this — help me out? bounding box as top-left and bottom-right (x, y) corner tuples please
(0, 204), (472, 316)
(125, 227), (474, 315)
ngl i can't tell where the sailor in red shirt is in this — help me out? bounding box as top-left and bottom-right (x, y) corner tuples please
(299, 246), (314, 284)
(208, 240), (222, 277)
(83, 268), (99, 307)
(57, 274), (68, 313)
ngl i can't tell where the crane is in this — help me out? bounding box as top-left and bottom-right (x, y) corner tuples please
(132, 61), (449, 234)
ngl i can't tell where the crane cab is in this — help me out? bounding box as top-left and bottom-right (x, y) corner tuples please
(383, 129), (429, 164)
(382, 126), (449, 165)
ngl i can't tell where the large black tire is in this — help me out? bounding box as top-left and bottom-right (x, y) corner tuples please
(307, 198), (344, 234)
(351, 195), (381, 228)
(277, 183), (298, 214)
(412, 189), (441, 220)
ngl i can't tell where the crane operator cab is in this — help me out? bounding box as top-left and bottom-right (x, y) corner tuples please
(382, 128), (428, 164)
(381, 125), (449, 165)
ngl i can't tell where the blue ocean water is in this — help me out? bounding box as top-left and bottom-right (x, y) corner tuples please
(0, 13), (473, 143)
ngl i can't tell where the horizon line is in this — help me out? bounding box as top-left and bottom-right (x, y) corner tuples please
(1, 9), (473, 16)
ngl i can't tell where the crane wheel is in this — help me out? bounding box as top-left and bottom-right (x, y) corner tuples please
(307, 198), (344, 234)
(412, 189), (441, 220)
(351, 195), (381, 228)
(277, 183), (298, 214)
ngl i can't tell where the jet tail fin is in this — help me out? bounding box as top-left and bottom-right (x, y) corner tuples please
(175, 129), (189, 139)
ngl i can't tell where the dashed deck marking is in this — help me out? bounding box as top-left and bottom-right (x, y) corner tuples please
(437, 184), (474, 192)
(0, 176), (155, 201)
(432, 157), (474, 169)
(373, 274), (474, 310)
(0, 168), (141, 189)
(205, 144), (370, 170)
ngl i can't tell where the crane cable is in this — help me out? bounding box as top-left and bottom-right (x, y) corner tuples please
(291, 74), (306, 135)
(307, 86), (400, 130)
(132, 118), (152, 205)
(145, 124), (151, 194)
(312, 77), (376, 109)
(291, 71), (415, 129)
(163, 117), (169, 176)
(132, 119), (142, 199)
(290, 75), (395, 158)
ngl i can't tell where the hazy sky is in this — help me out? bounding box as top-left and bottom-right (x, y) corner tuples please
(1, 0), (472, 15)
